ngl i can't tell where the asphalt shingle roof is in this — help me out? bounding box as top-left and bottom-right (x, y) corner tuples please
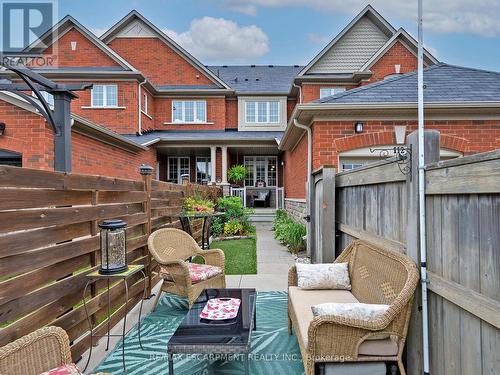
(208, 65), (303, 94)
(156, 84), (220, 90)
(316, 63), (500, 104)
(124, 130), (283, 145)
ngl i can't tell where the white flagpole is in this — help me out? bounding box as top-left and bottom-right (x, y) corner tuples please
(417, 0), (430, 374)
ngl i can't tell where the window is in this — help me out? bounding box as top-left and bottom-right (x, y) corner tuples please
(196, 157), (211, 184)
(167, 157), (190, 184)
(91, 85), (118, 107)
(319, 87), (346, 99)
(172, 100), (206, 123)
(245, 101), (280, 123)
(244, 156), (278, 186)
(341, 163), (365, 171)
(0, 149), (22, 167)
(40, 91), (54, 107)
(143, 93), (148, 114)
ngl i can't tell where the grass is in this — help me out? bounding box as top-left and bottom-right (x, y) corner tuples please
(194, 237), (257, 275)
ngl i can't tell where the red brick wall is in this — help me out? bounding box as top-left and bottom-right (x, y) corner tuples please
(0, 100), (156, 179)
(37, 28), (121, 68)
(0, 101), (53, 169)
(311, 119), (500, 170)
(362, 41), (419, 85)
(283, 134), (308, 199)
(108, 37), (214, 86)
(225, 99), (238, 130)
(154, 97), (226, 130)
(70, 80), (139, 134)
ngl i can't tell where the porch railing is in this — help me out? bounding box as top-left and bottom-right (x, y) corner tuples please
(230, 186), (246, 207)
(276, 187), (284, 209)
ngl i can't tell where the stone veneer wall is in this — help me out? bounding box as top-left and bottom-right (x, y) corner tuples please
(284, 199), (307, 224)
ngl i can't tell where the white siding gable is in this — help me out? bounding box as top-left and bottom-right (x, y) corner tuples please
(114, 19), (157, 38)
(308, 17), (390, 73)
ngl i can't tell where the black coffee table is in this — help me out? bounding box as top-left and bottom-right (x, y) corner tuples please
(167, 288), (257, 375)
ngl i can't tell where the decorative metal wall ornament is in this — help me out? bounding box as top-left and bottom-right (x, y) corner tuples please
(370, 145), (413, 178)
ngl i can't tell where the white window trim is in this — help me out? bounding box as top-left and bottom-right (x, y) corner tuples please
(167, 156), (190, 184)
(243, 156), (278, 187)
(244, 101), (280, 124)
(171, 100), (207, 123)
(237, 96), (287, 131)
(195, 156), (211, 184)
(319, 87), (346, 99)
(90, 84), (119, 108)
(143, 93), (148, 114)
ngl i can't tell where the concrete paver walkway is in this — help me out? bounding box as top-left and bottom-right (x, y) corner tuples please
(226, 222), (295, 291)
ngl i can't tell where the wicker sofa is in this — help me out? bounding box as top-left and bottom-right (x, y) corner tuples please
(288, 240), (419, 375)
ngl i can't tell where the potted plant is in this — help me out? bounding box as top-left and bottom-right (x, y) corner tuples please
(227, 164), (246, 186)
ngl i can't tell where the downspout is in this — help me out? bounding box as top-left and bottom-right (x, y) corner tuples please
(138, 79), (147, 135)
(292, 82), (303, 104)
(417, 0), (430, 373)
(293, 119), (313, 258)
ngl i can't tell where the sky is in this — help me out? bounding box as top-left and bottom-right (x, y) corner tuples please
(57, 0), (500, 71)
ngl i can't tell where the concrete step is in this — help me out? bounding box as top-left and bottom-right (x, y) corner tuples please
(250, 214), (275, 222)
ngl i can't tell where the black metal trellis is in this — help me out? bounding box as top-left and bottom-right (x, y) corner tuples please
(0, 62), (92, 172)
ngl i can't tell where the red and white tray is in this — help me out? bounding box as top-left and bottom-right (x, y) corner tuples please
(200, 298), (241, 320)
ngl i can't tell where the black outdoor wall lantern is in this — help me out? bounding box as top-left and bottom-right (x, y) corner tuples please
(99, 219), (127, 275)
(354, 121), (364, 133)
(0, 122), (5, 136)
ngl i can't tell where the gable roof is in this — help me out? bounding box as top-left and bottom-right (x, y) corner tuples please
(359, 28), (439, 71)
(316, 63), (500, 104)
(299, 5), (396, 76)
(100, 10), (231, 90)
(208, 65), (303, 94)
(31, 15), (136, 71)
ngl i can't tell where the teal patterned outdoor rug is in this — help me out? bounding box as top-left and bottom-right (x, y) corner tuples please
(94, 291), (304, 374)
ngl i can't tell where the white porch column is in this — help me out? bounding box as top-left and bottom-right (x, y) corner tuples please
(221, 146), (228, 184)
(210, 146), (217, 184)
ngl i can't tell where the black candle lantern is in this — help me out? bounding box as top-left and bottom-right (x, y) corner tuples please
(99, 219), (127, 275)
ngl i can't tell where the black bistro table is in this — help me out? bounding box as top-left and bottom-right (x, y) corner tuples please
(178, 211), (224, 249)
(167, 288), (257, 375)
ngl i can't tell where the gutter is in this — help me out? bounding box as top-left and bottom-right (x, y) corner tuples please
(292, 82), (303, 104)
(293, 119), (313, 258)
(138, 78), (147, 134)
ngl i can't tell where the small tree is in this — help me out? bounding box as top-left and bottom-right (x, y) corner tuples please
(227, 164), (246, 185)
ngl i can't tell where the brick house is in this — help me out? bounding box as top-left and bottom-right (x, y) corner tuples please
(0, 5), (498, 210)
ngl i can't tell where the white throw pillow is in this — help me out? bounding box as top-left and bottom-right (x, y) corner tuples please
(296, 262), (351, 290)
(311, 302), (390, 320)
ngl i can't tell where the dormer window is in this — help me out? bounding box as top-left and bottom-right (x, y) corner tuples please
(320, 87), (345, 99)
(245, 101), (280, 123)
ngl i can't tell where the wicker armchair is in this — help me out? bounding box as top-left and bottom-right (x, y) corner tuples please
(0, 326), (72, 375)
(148, 228), (226, 309)
(288, 240), (419, 375)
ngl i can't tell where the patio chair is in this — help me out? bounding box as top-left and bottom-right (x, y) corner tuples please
(148, 228), (226, 309)
(253, 190), (270, 207)
(0, 326), (108, 375)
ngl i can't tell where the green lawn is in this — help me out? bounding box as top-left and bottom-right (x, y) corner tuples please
(194, 237), (257, 275)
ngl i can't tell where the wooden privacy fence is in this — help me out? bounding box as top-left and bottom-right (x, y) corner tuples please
(311, 130), (499, 374)
(0, 165), (221, 360)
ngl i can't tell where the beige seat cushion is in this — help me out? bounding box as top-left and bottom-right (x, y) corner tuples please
(289, 287), (359, 348)
(358, 337), (399, 356)
(289, 286), (398, 357)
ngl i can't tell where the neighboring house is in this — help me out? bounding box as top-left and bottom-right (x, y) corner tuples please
(0, 5), (498, 210)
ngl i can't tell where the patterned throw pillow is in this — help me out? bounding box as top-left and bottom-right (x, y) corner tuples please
(39, 363), (83, 375)
(296, 262), (351, 290)
(311, 302), (390, 320)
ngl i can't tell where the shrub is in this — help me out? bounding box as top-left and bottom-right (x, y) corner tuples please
(227, 165), (247, 184)
(273, 210), (306, 253)
(183, 196), (214, 215)
(224, 220), (244, 236)
(212, 196), (255, 237)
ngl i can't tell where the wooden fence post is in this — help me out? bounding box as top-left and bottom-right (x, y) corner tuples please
(311, 166), (336, 263)
(405, 130), (440, 375)
(140, 165), (154, 297)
